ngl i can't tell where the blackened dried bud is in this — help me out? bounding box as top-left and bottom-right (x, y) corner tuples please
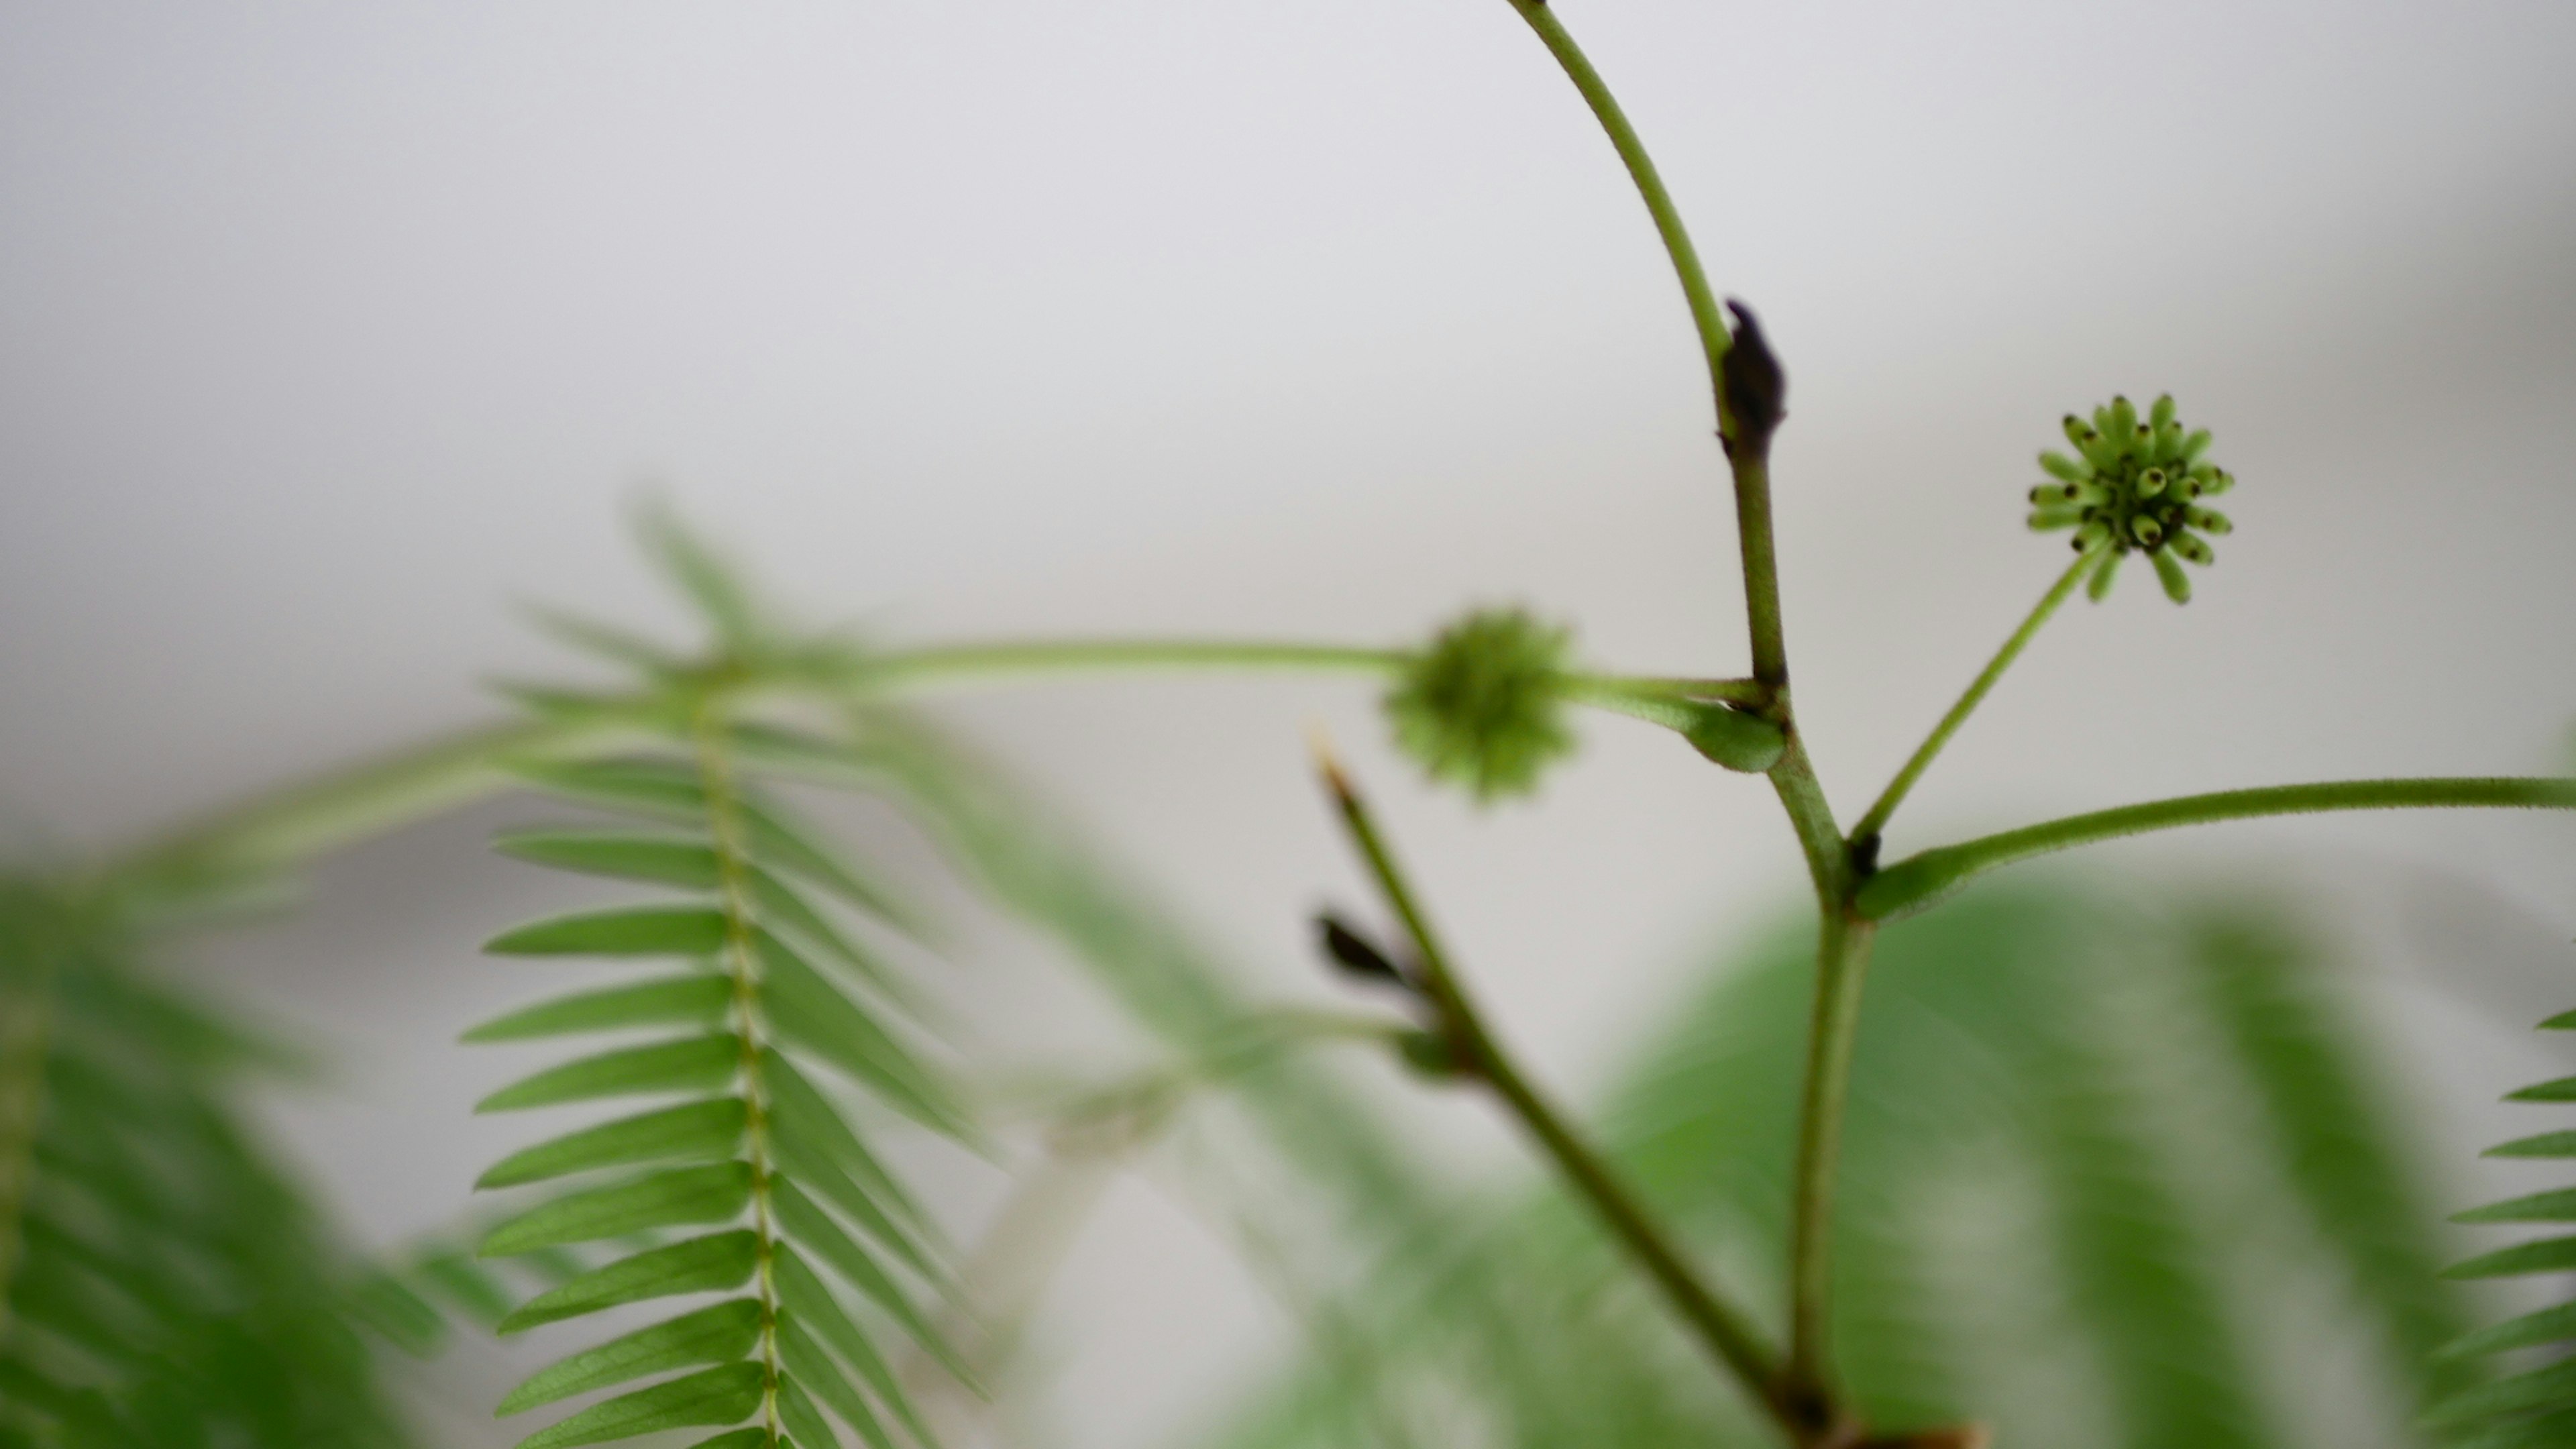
(1719, 299), (1786, 459)
(1315, 911), (1408, 989)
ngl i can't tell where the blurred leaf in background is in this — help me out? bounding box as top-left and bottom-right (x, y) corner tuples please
(1152, 881), (2477, 1449)
(0, 878), (419, 1448)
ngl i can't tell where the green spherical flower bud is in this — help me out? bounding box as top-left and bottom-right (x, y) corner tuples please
(2023, 394), (2237, 605)
(1384, 606), (1577, 802)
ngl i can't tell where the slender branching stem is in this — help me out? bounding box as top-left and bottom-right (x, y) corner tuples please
(1783, 910), (1877, 1426)
(1858, 776), (2576, 922)
(1851, 545), (2106, 850)
(1768, 735), (1851, 905)
(694, 698), (788, 1439)
(103, 653), (1764, 900)
(858, 639), (1408, 690)
(1313, 748), (1802, 1437)
(1501, 0), (1790, 688)
(107, 716), (633, 897)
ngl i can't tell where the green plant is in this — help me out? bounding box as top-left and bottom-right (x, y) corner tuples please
(3, 5), (2573, 1448)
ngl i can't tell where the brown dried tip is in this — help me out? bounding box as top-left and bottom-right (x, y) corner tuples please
(1314, 912), (1406, 987)
(1306, 722), (1356, 806)
(1719, 298), (1786, 457)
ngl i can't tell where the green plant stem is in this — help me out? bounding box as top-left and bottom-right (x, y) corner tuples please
(1504, 0), (1731, 427)
(1782, 910), (1878, 1428)
(857, 639), (1409, 690)
(107, 714), (636, 900)
(1768, 734), (1852, 904)
(1858, 776), (2576, 921)
(693, 701), (788, 1440)
(1851, 546), (2104, 850)
(1316, 752), (1801, 1438)
(101, 651), (1760, 904)
(1503, 0), (1788, 687)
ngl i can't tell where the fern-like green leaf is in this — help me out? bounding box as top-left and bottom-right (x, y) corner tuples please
(470, 616), (967, 1449)
(498, 1299), (766, 1413)
(476, 1034), (743, 1112)
(478, 1098), (751, 1189)
(462, 974), (734, 1042)
(496, 1232), (762, 1334)
(2432, 1005), (2576, 1444)
(0, 881), (420, 1447)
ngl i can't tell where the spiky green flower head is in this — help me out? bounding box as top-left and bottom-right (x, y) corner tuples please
(2029, 394), (2236, 604)
(1384, 606), (1576, 802)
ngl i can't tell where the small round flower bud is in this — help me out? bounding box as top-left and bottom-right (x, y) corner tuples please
(2024, 396), (2237, 605)
(1384, 606), (1577, 802)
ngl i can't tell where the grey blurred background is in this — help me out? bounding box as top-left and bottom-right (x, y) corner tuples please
(4, 1), (2575, 1444)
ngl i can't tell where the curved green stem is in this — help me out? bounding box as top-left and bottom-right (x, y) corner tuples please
(1503, 0), (1731, 425)
(1858, 777), (2576, 921)
(1315, 751), (1801, 1437)
(1782, 911), (1876, 1426)
(857, 639), (1409, 691)
(107, 714), (637, 902)
(1851, 545), (2105, 850)
(1503, 0), (1788, 688)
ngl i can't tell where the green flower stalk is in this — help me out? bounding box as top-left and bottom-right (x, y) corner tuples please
(2029, 393), (2236, 604)
(1384, 607), (1578, 802)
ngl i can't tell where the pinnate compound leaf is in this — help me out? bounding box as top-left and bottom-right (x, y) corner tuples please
(511, 1360), (765, 1449)
(510, 757), (707, 821)
(498, 1299), (764, 1414)
(2423, 1357), (2576, 1427)
(498, 1232), (760, 1334)
(462, 975), (733, 1042)
(769, 1120), (936, 1285)
(636, 499), (765, 649)
(2452, 1186), (2576, 1224)
(759, 936), (959, 1134)
(760, 1049), (928, 1234)
(495, 830), (722, 889)
(478, 1098), (747, 1189)
(775, 1375), (837, 1449)
(773, 1181), (964, 1379)
(2439, 1301), (2576, 1359)
(780, 1313), (896, 1449)
(2486, 1129), (2576, 1158)
(477, 1036), (739, 1113)
(686, 1432), (773, 1449)
(486, 906), (731, 958)
(481, 1162), (755, 1257)
(2443, 1235), (2576, 1281)
(777, 1247), (940, 1448)
(2507, 1075), (2576, 1102)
